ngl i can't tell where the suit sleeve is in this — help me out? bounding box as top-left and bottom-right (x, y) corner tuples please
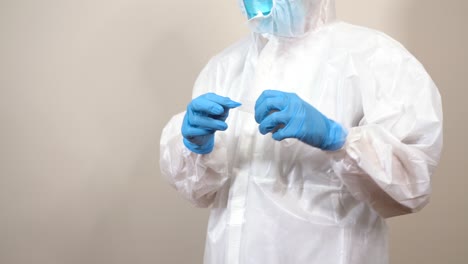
(159, 59), (229, 208)
(331, 41), (443, 218)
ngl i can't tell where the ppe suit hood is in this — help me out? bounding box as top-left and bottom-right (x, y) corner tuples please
(239, 0), (336, 37)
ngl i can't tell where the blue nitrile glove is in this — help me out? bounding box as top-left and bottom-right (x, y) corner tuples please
(254, 90), (347, 151)
(182, 93), (241, 154)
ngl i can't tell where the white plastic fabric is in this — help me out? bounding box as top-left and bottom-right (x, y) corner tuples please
(160, 0), (443, 263)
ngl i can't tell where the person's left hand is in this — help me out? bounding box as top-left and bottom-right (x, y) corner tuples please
(254, 90), (347, 151)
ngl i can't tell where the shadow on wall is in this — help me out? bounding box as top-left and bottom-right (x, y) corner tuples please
(389, 1), (468, 264)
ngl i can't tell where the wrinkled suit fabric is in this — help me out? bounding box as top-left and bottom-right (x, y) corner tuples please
(160, 0), (443, 263)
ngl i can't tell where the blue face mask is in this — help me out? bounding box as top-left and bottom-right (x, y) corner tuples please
(243, 0), (274, 19)
(240, 0), (308, 37)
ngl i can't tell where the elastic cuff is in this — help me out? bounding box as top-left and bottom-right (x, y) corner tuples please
(183, 137), (215, 155)
(322, 121), (349, 151)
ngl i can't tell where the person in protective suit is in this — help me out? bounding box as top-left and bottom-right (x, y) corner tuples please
(160, 0), (443, 263)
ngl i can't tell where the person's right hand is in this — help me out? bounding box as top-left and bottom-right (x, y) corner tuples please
(182, 93), (241, 154)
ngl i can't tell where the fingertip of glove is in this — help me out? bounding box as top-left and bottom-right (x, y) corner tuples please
(220, 123), (229, 131)
(227, 100), (242, 108)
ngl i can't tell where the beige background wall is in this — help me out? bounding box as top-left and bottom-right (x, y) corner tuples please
(0, 0), (466, 263)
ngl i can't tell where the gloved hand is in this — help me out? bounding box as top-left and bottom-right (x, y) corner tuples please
(255, 90), (347, 151)
(182, 93), (241, 154)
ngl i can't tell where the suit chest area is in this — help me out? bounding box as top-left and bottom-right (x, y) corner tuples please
(222, 39), (363, 131)
(216, 40), (363, 188)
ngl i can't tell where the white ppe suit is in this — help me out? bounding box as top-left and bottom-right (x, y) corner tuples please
(160, 0), (443, 263)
